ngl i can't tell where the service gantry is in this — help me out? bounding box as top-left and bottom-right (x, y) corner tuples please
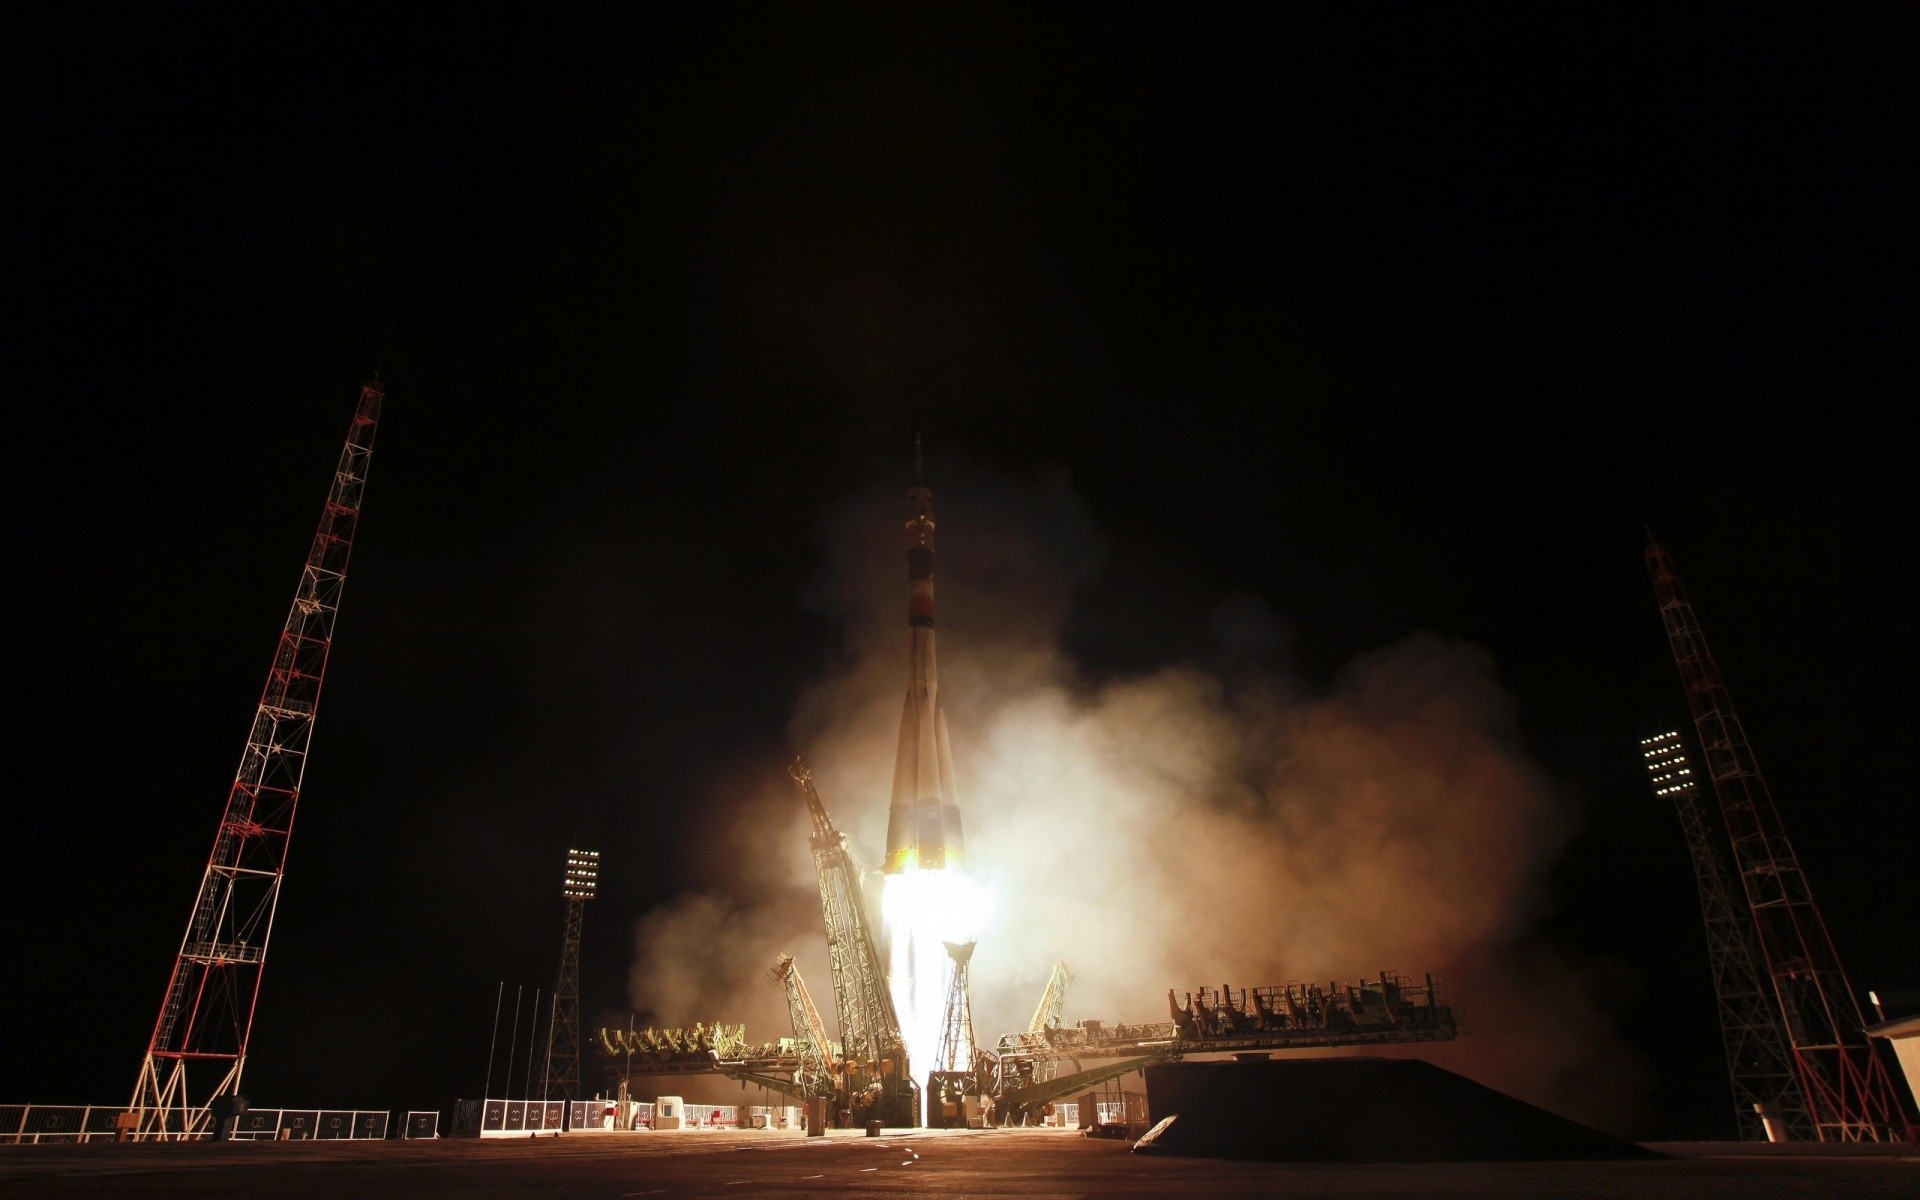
(131, 379), (385, 1139)
(1647, 535), (1912, 1141)
(1025, 961), (1073, 1084)
(770, 953), (838, 1100)
(788, 755), (913, 1125)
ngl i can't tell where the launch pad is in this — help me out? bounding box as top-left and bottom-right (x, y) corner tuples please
(4, 1125), (1915, 1199)
(596, 470), (1467, 1130)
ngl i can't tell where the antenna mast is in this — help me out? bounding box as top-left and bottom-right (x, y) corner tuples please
(132, 379), (384, 1138)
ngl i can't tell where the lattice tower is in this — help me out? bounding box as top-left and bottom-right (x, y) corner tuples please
(1642, 731), (1810, 1139)
(543, 848), (597, 1104)
(1647, 536), (1912, 1141)
(772, 953), (837, 1099)
(934, 941), (977, 1074)
(1025, 961), (1073, 1083)
(788, 757), (908, 1102)
(131, 379), (384, 1139)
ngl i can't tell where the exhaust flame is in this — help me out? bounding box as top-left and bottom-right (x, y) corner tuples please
(882, 866), (991, 1115)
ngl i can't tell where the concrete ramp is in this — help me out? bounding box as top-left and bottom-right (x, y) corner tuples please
(1134, 1057), (1652, 1162)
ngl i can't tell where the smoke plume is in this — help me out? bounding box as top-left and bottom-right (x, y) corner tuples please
(629, 461), (1651, 1132)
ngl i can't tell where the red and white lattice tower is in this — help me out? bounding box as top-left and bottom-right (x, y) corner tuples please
(131, 379), (384, 1138)
(1647, 534), (1912, 1142)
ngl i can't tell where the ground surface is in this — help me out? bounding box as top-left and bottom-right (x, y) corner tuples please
(3, 1128), (1918, 1198)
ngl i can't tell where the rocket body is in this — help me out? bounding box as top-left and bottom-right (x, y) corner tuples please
(883, 484), (965, 874)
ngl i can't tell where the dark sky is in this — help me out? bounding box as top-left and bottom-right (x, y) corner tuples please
(7, 5), (1914, 1138)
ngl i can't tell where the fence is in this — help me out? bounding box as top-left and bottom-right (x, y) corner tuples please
(571, 1101), (655, 1131)
(452, 1098), (584, 1137)
(2, 1105), (412, 1145)
(451, 1099), (753, 1135)
(0, 1106), (199, 1145)
(403, 1110), (440, 1139)
(228, 1109), (389, 1141)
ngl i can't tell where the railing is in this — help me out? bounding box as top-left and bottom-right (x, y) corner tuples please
(452, 1098), (588, 1136)
(228, 1109), (389, 1140)
(1, 1105), (413, 1145)
(1, 1106), (207, 1145)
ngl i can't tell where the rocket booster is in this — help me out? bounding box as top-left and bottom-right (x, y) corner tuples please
(883, 478), (965, 874)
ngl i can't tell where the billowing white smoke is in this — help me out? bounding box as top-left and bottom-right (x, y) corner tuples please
(630, 463), (1651, 1133)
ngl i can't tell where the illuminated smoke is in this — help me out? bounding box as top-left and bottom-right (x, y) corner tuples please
(628, 463), (1652, 1133)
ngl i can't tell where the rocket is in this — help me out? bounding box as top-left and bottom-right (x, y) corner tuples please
(883, 454), (965, 875)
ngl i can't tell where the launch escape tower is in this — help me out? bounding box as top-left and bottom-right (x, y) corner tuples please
(1647, 536), (1912, 1141)
(543, 848), (598, 1106)
(1640, 731), (1808, 1140)
(132, 379), (384, 1138)
(787, 757), (913, 1123)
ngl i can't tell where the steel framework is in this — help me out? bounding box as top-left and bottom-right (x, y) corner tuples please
(1024, 961), (1073, 1084)
(994, 971), (1461, 1122)
(132, 379), (384, 1138)
(771, 954), (837, 1099)
(1642, 731), (1809, 1139)
(933, 941), (977, 1075)
(787, 755), (912, 1123)
(542, 849), (597, 1105)
(1647, 536), (1911, 1141)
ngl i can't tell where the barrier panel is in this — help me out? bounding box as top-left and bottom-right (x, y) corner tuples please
(451, 1098), (571, 1137)
(2, 1105), (209, 1145)
(1, 1104), (390, 1145)
(228, 1109), (387, 1141)
(403, 1111), (440, 1139)
(279, 1111), (321, 1140)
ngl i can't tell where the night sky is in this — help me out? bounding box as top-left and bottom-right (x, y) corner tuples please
(8, 6), (1915, 1139)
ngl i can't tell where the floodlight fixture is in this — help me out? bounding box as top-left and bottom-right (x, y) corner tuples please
(563, 848), (600, 901)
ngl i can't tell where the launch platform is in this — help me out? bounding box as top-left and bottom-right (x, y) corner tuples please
(3, 1125), (1913, 1199)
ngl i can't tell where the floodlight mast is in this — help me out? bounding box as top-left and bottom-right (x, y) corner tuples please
(131, 379), (384, 1140)
(545, 848), (598, 1107)
(1640, 731), (1810, 1140)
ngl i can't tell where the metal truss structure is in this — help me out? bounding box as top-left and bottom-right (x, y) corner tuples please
(1024, 961), (1073, 1084)
(998, 967), (1459, 1121)
(1648, 537), (1912, 1142)
(1642, 731), (1810, 1140)
(598, 1022), (766, 1069)
(771, 954), (838, 1099)
(998, 972), (1460, 1070)
(596, 969), (1460, 1125)
(993, 972), (1462, 1120)
(131, 379), (384, 1139)
(926, 941), (989, 1126)
(542, 849), (598, 1104)
(787, 756), (913, 1123)
(933, 941), (978, 1075)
